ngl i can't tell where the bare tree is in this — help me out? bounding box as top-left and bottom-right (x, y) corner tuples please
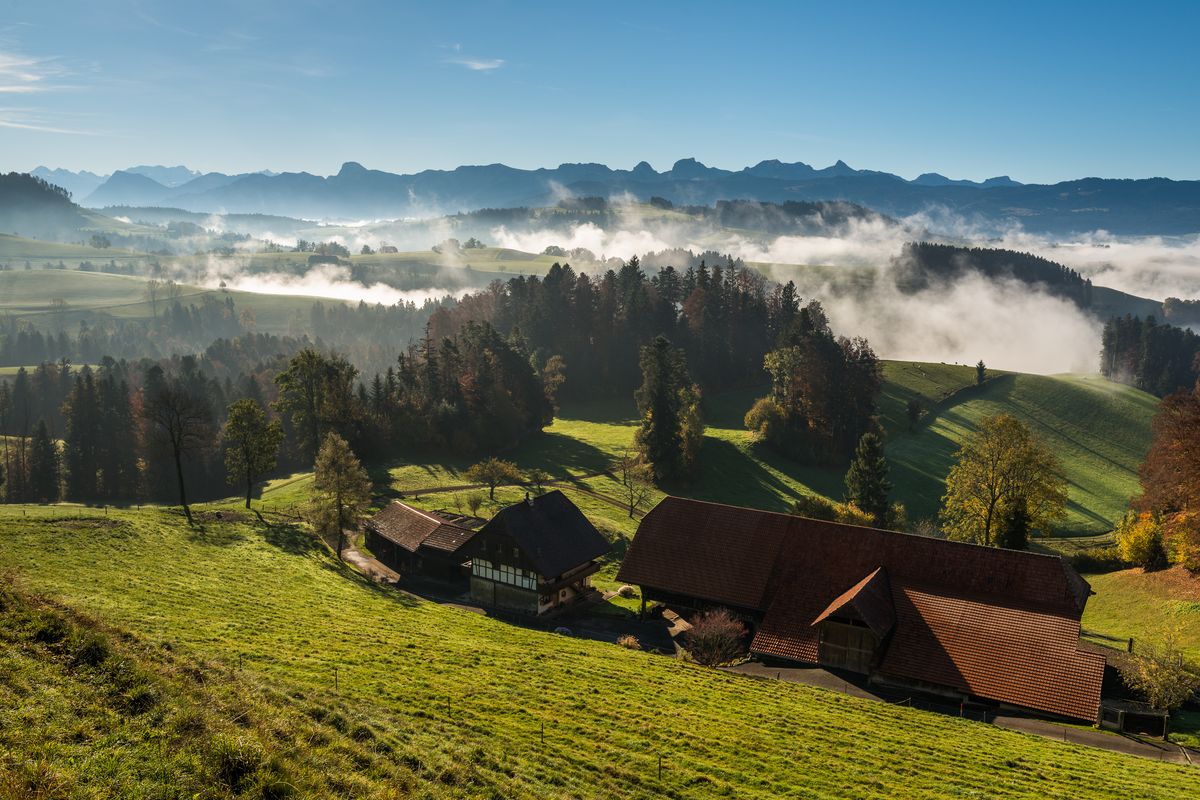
(618, 449), (654, 518)
(144, 278), (162, 319)
(142, 368), (212, 525)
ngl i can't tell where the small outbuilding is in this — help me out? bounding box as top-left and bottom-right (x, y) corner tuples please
(363, 502), (478, 582)
(465, 490), (610, 615)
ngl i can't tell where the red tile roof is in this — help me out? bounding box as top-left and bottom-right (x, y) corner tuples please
(618, 497), (1105, 721)
(365, 502), (476, 555)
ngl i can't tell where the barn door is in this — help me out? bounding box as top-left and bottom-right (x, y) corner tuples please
(818, 621), (876, 674)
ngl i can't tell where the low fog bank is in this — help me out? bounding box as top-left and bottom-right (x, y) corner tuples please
(218, 264), (463, 306)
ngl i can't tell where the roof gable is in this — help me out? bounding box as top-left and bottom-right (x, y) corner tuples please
(481, 491), (610, 577)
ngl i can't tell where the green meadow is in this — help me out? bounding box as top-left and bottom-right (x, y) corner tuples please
(1, 505), (1195, 799)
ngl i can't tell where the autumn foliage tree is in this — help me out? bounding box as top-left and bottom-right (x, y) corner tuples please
(466, 457), (522, 500)
(1137, 382), (1200, 570)
(940, 414), (1067, 546)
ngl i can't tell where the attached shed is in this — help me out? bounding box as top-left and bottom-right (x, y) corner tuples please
(363, 502), (477, 582)
(465, 490), (610, 615)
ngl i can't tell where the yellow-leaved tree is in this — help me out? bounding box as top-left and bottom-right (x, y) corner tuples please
(939, 414), (1067, 546)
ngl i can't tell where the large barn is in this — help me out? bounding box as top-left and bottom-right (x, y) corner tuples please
(617, 496), (1106, 722)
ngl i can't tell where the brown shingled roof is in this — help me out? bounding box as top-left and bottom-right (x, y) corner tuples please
(618, 497), (1105, 721)
(365, 502), (476, 555)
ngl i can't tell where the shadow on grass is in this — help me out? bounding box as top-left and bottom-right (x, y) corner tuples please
(262, 520), (323, 556)
(672, 437), (842, 513)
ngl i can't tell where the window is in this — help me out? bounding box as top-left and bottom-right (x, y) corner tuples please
(472, 557), (535, 589)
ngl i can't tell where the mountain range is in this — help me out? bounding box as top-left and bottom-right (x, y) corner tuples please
(29, 159), (1200, 235)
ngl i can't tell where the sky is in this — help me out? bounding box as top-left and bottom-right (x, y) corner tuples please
(2, 0), (1198, 183)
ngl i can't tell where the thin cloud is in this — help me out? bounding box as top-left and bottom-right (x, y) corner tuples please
(0, 50), (68, 93)
(0, 108), (97, 135)
(446, 56), (505, 71)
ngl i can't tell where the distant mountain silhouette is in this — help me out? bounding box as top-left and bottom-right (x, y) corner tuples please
(29, 166), (107, 200)
(30, 158), (1198, 234)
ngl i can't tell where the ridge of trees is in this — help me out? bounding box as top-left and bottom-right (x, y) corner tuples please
(1100, 314), (1200, 397)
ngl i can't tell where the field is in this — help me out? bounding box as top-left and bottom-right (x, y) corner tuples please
(1082, 567), (1200, 662)
(1, 504), (1195, 798)
(0, 269), (337, 335)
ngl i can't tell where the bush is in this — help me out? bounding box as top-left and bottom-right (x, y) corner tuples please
(744, 397), (786, 445)
(1116, 512), (1168, 570)
(31, 611), (71, 644)
(617, 585), (637, 599)
(616, 634), (641, 650)
(684, 609), (746, 666)
(1070, 545), (1128, 574)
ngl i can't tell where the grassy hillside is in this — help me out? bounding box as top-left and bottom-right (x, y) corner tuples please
(372, 363), (1153, 552)
(1082, 567), (1200, 662)
(0, 506), (1194, 798)
(886, 371), (1156, 533)
(0, 269), (335, 335)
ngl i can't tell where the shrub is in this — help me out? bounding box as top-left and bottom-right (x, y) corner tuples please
(617, 634), (641, 650)
(1070, 545), (1127, 574)
(617, 585), (637, 599)
(1123, 629), (1200, 711)
(744, 397), (786, 445)
(684, 609), (746, 666)
(1116, 512), (1167, 570)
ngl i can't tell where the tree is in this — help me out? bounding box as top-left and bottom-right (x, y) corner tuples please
(144, 278), (161, 319)
(466, 457), (522, 500)
(360, 244), (374, 255)
(905, 398), (923, 430)
(274, 348), (358, 464)
(310, 432), (371, 557)
(525, 467), (550, 494)
(684, 609), (746, 666)
(939, 414), (1067, 546)
(617, 450), (655, 519)
(541, 354), (567, 411)
(1137, 382), (1200, 570)
(994, 496), (1031, 550)
(1115, 511), (1168, 570)
(142, 366), (213, 525)
(975, 360), (987, 385)
(28, 419), (58, 502)
(223, 399), (283, 509)
(844, 432), (891, 527)
(1123, 628), (1199, 712)
(635, 336), (702, 481)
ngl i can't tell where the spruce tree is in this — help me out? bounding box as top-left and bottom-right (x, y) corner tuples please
(844, 431), (891, 527)
(29, 418), (59, 502)
(634, 336), (702, 481)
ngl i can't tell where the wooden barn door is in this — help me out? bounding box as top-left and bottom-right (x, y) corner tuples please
(818, 621), (876, 674)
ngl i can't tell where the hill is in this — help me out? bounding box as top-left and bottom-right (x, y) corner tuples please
(369, 363), (1155, 544)
(0, 505), (1194, 798)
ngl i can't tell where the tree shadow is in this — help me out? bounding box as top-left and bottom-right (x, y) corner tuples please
(261, 519), (323, 556)
(671, 436), (843, 513)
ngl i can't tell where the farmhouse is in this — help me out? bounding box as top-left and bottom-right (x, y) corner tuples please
(617, 496), (1106, 722)
(363, 502), (477, 582)
(465, 490), (611, 615)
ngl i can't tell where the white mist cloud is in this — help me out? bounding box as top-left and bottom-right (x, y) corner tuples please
(216, 264), (463, 306)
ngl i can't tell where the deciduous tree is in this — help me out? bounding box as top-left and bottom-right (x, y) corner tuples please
(223, 398), (283, 509)
(466, 457), (522, 500)
(939, 414), (1067, 546)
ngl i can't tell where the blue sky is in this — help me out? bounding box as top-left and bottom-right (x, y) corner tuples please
(2, 0), (1197, 182)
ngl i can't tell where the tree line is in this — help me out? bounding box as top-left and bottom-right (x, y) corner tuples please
(1100, 314), (1200, 397)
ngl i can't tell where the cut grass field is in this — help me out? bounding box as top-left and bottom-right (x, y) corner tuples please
(0, 505), (1195, 798)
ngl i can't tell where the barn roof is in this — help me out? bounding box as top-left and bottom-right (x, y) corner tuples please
(482, 490), (610, 577)
(618, 496), (1105, 721)
(365, 502), (476, 555)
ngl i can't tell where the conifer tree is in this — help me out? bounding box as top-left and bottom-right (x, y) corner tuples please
(310, 432), (372, 557)
(634, 335), (702, 481)
(844, 432), (891, 527)
(29, 418), (59, 502)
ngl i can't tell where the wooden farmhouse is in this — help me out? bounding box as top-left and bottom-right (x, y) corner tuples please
(618, 496), (1107, 723)
(363, 502), (477, 582)
(465, 490), (611, 615)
